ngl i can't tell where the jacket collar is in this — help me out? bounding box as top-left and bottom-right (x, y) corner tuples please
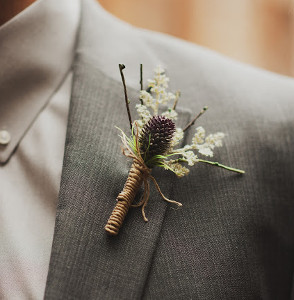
(45, 1), (191, 298)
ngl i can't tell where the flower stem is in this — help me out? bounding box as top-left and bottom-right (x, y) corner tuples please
(119, 64), (133, 130)
(139, 64), (144, 104)
(183, 106), (208, 132)
(198, 159), (245, 174)
(140, 64), (143, 90)
(172, 90), (181, 110)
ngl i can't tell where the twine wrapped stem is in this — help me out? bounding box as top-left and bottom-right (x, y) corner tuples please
(105, 161), (150, 236)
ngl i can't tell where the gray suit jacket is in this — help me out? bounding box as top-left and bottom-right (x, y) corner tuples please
(44, 0), (294, 299)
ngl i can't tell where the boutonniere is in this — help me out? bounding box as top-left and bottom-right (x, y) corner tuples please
(105, 65), (244, 236)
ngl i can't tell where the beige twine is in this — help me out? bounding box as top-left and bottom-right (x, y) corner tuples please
(104, 124), (182, 236)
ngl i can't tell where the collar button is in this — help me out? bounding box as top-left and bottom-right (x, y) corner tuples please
(0, 130), (11, 146)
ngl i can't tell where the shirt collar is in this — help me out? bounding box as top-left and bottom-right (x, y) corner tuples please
(0, 0), (80, 164)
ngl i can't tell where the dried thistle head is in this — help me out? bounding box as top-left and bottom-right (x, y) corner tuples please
(139, 116), (175, 165)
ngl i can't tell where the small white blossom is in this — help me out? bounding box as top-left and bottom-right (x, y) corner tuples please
(192, 126), (206, 146)
(154, 65), (165, 75)
(140, 90), (154, 107)
(155, 74), (169, 89)
(151, 85), (165, 95)
(205, 132), (225, 148)
(162, 109), (178, 121)
(136, 119), (144, 132)
(170, 128), (184, 147)
(147, 79), (156, 88)
(182, 151), (198, 166)
(172, 144), (192, 154)
(159, 92), (176, 105)
(163, 161), (190, 177)
(136, 104), (152, 124)
(197, 146), (214, 157)
(148, 73), (169, 90)
(144, 66), (179, 115)
(190, 126), (225, 157)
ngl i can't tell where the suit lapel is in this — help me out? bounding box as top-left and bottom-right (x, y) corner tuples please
(44, 51), (190, 298)
(44, 1), (192, 297)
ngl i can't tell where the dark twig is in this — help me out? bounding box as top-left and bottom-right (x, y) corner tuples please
(140, 64), (143, 90)
(183, 106), (208, 132)
(119, 64), (132, 130)
(139, 64), (143, 104)
(172, 91), (181, 110)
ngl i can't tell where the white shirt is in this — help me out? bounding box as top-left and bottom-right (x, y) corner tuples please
(0, 0), (80, 298)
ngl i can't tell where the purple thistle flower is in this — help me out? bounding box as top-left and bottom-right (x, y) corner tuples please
(139, 116), (176, 163)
